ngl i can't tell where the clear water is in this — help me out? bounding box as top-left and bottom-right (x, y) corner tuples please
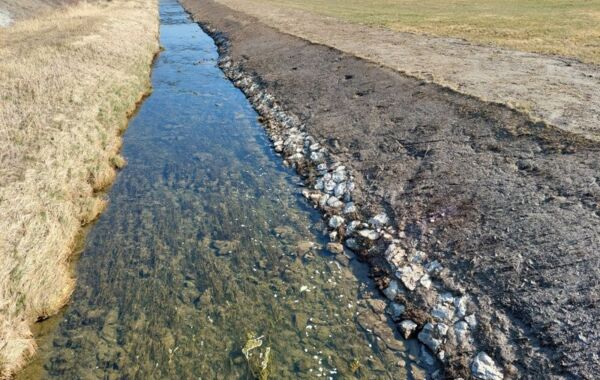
(19, 1), (430, 378)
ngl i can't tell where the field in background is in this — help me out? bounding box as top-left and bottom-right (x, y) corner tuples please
(0, 0), (79, 22)
(0, 0), (158, 376)
(248, 0), (600, 64)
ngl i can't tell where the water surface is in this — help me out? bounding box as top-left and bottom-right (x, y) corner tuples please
(20, 1), (430, 378)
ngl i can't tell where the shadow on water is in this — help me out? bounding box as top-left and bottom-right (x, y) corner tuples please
(19, 0), (433, 378)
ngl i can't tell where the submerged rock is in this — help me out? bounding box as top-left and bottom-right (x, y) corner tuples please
(345, 238), (360, 251)
(326, 242), (344, 255)
(383, 280), (400, 301)
(388, 302), (405, 320)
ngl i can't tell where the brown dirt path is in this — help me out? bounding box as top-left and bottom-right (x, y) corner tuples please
(216, 0), (600, 141)
(182, 0), (600, 378)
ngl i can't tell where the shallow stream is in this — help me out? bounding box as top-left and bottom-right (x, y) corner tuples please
(18, 1), (430, 378)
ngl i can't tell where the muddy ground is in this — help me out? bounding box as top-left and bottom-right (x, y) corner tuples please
(214, 0), (600, 142)
(181, 0), (600, 378)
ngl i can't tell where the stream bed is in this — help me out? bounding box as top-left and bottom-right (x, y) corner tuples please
(19, 1), (431, 378)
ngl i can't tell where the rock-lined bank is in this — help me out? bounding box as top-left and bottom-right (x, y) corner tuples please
(195, 25), (499, 380)
(181, 0), (600, 378)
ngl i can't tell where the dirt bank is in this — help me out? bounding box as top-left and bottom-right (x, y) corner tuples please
(182, 0), (600, 378)
(216, 0), (600, 141)
(0, 0), (158, 377)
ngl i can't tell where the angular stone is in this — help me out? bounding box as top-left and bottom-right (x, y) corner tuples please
(419, 274), (432, 289)
(328, 215), (344, 229)
(435, 323), (449, 336)
(367, 299), (387, 313)
(465, 314), (478, 328)
(309, 192), (321, 203)
(396, 264), (424, 291)
(399, 320), (418, 339)
(385, 243), (406, 269)
(357, 229), (380, 240)
(454, 321), (470, 345)
(324, 180), (336, 193)
(383, 280), (400, 301)
(314, 178), (324, 190)
(326, 196), (344, 209)
(319, 194), (330, 208)
(431, 303), (455, 322)
(346, 220), (361, 233)
(425, 260), (443, 273)
(439, 292), (455, 304)
(418, 323), (443, 352)
(316, 163), (327, 172)
(334, 182), (347, 198)
(343, 202), (357, 214)
(369, 213), (389, 229)
(454, 296), (468, 319)
(471, 352), (503, 380)
(289, 153), (304, 161)
(332, 170), (347, 183)
(310, 151), (324, 162)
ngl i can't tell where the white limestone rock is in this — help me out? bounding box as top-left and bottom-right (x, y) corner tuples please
(369, 213), (389, 229)
(395, 264), (424, 291)
(471, 352), (503, 380)
(328, 215), (344, 229)
(399, 320), (418, 339)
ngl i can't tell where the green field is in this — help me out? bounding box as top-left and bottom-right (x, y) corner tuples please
(257, 0), (600, 64)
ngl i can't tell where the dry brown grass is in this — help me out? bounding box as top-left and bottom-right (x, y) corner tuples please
(0, 0), (158, 376)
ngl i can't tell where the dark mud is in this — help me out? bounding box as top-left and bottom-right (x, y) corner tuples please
(181, 0), (600, 378)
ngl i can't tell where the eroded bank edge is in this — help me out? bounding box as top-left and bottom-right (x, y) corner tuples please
(7, 24), (161, 380)
(190, 18), (509, 380)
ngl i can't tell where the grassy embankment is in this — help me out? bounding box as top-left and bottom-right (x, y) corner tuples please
(239, 0), (600, 64)
(0, 0), (158, 376)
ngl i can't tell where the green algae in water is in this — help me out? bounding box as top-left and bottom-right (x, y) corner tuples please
(17, 0), (433, 379)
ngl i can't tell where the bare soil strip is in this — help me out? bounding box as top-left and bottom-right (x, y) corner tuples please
(215, 0), (600, 141)
(0, 0), (158, 376)
(182, 0), (600, 378)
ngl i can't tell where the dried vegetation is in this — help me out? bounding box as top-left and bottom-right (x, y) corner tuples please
(0, 0), (158, 376)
